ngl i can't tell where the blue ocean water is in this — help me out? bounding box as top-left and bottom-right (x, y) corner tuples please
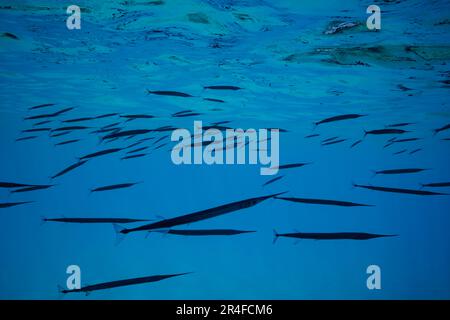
(0, 0), (450, 299)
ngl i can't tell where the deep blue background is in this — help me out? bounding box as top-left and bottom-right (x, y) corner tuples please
(0, 0), (449, 299)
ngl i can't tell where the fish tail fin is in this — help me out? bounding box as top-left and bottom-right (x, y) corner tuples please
(273, 229), (279, 244)
(370, 170), (377, 178)
(351, 181), (357, 189)
(363, 129), (368, 137)
(432, 129), (438, 136)
(113, 224), (127, 246)
(419, 183), (424, 190)
(40, 216), (47, 226)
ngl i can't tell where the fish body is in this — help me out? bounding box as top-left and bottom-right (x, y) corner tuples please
(120, 192), (285, 234)
(275, 196), (372, 207)
(91, 182), (140, 192)
(60, 273), (191, 294)
(374, 168), (427, 175)
(0, 201), (33, 209)
(274, 230), (396, 241)
(365, 129), (407, 136)
(315, 114), (365, 126)
(80, 148), (122, 160)
(44, 217), (149, 224)
(353, 183), (447, 196)
(52, 160), (88, 179)
(204, 85), (241, 90)
(156, 229), (255, 236)
(147, 90), (193, 97)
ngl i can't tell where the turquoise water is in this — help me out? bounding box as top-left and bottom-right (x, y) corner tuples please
(0, 0), (450, 299)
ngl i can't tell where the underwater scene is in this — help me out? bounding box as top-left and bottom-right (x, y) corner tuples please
(0, 0), (450, 300)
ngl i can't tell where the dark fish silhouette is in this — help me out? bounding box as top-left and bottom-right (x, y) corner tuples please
(43, 217), (149, 224)
(273, 163), (310, 170)
(152, 126), (178, 132)
(420, 182), (450, 188)
(0, 201), (33, 209)
(322, 136), (339, 143)
(124, 141), (143, 149)
(275, 196), (373, 207)
(126, 147), (149, 154)
(200, 125), (231, 132)
(373, 168), (427, 175)
(117, 192), (286, 235)
(390, 138), (420, 143)
(102, 122), (121, 129)
(55, 139), (80, 146)
(211, 121), (231, 126)
(50, 131), (71, 138)
(386, 122), (414, 128)
(172, 112), (202, 118)
(24, 107), (74, 120)
(11, 185), (54, 193)
(79, 148), (122, 160)
(273, 230), (396, 243)
(393, 149), (407, 155)
(59, 272), (191, 295)
(351, 139), (362, 148)
(322, 139), (346, 146)
(121, 153), (148, 160)
(204, 85), (241, 90)
(353, 183), (447, 196)
(155, 229), (255, 236)
(152, 135), (168, 145)
(153, 143), (168, 150)
(91, 182), (141, 193)
(305, 134), (319, 138)
(91, 127), (121, 135)
(203, 98), (225, 103)
(34, 120), (52, 126)
(315, 114), (365, 126)
(102, 129), (152, 141)
(2, 32), (19, 40)
(120, 114), (155, 121)
(0, 182), (34, 188)
(52, 160), (88, 179)
(409, 148), (422, 154)
(365, 129), (408, 136)
(95, 113), (119, 119)
(16, 136), (37, 142)
(52, 126), (90, 132)
(62, 117), (94, 123)
(28, 103), (55, 110)
(22, 128), (51, 133)
(172, 110), (193, 116)
(147, 90), (193, 97)
(262, 176), (284, 187)
(384, 138), (420, 148)
(433, 123), (450, 135)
